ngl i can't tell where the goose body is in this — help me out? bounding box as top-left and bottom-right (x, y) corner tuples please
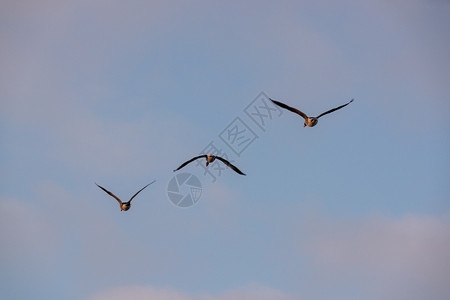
(95, 180), (156, 211)
(174, 154), (246, 175)
(270, 98), (354, 127)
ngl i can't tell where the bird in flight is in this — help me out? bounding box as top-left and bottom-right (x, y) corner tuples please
(174, 154), (246, 175)
(270, 98), (354, 127)
(95, 180), (156, 211)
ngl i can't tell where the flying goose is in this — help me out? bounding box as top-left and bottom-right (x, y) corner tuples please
(270, 98), (354, 127)
(95, 180), (156, 211)
(174, 154), (246, 175)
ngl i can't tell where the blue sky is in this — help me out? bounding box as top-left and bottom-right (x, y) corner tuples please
(1, 1), (449, 299)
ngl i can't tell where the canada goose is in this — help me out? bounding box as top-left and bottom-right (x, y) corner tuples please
(174, 154), (246, 175)
(270, 98), (354, 127)
(95, 180), (156, 211)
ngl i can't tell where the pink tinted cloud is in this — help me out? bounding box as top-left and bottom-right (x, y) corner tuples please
(0, 196), (61, 277)
(298, 213), (450, 299)
(87, 283), (296, 300)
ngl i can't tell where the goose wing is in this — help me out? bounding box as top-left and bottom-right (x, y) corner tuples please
(215, 156), (246, 175)
(270, 98), (308, 120)
(128, 180), (156, 203)
(316, 99), (354, 119)
(173, 155), (207, 171)
(96, 183), (122, 206)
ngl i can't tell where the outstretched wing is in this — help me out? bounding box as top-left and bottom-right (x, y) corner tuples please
(95, 183), (122, 205)
(270, 98), (308, 120)
(215, 156), (246, 176)
(128, 180), (156, 203)
(173, 155), (207, 171)
(316, 99), (354, 119)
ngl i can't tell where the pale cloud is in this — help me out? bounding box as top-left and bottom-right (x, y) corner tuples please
(297, 212), (450, 299)
(201, 182), (242, 219)
(0, 34), (203, 177)
(1, 1), (449, 299)
(1, 0), (207, 177)
(2, 0), (448, 137)
(2, 183), (449, 299)
(88, 285), (191, 300)
(267, 0), (450, 132)
(0, 181), (167, 297)
(0, 196), (61, 271)
(35, 181), (165, 276)
(211, 283), (296, 300)
(87, 283), (296, 300)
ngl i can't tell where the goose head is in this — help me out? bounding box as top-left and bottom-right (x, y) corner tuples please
(205, 155), (216, 166)
(121, 203), (131, 211)
(305, 117), (318, 127)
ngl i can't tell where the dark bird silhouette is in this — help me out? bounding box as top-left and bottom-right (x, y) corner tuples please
(270, 98), (354, 127)
(174, 154), (246, 175)
(95, 180), (156, 211)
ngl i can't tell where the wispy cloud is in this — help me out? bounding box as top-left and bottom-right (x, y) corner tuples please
(2, 182), (449, 300)
(0, 196), (60, 271)
(1, 1), (449, 299)
(296, 212), (450, 299)
(87, 283), (296, 300)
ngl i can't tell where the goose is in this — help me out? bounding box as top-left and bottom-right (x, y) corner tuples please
(270, 98), (354, 127)
(95, 180), (156, 211)
(174, 154), (246, 175)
